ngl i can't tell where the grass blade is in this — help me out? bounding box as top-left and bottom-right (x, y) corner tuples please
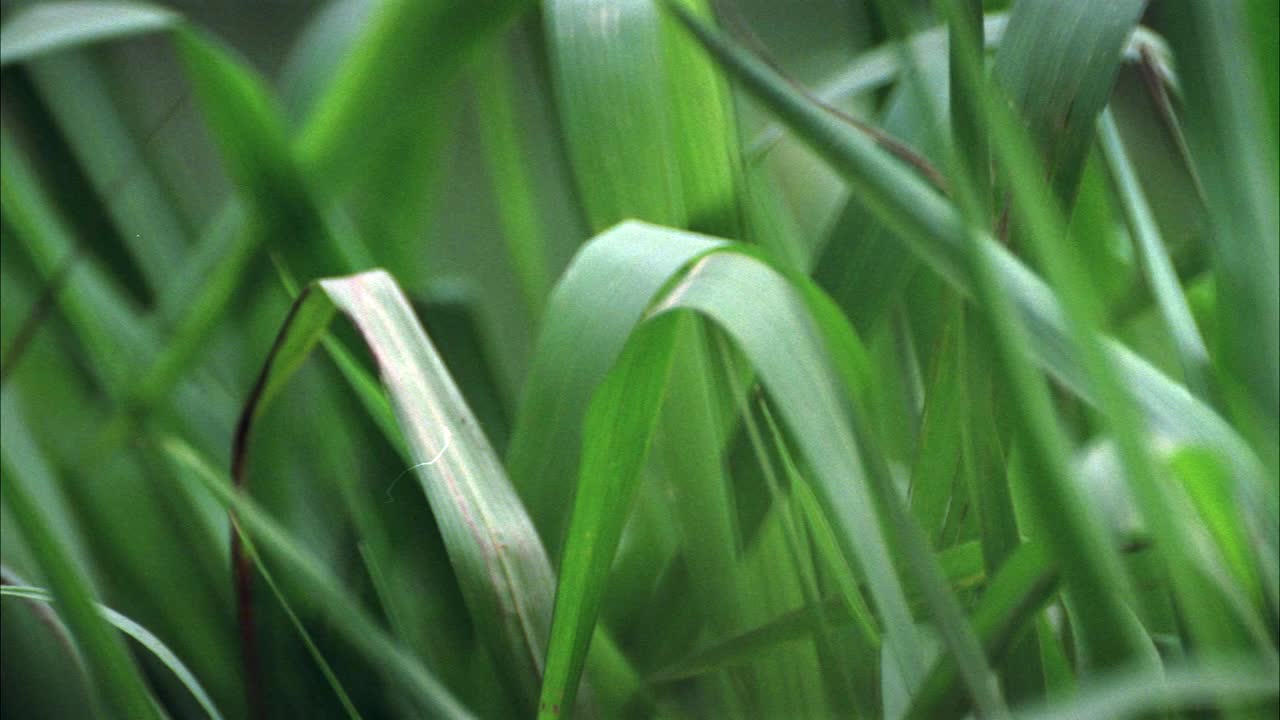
(175, 27), (371, 275)
(664, 0), (1266, 508)
(0, 1), (178, 66)
(1097, 109), (1213, 401)
(545, 0), (743, 235)
(1, 421), (160, 719)
(163, 437), (475, 719)
(1011, 660), (1278, 720)
(297, 0), (524, 193)
(992, 0), (1145, 207)
(1165, 1), (1280, 473)
(0, 583), (225, 720)
(507, 222), (724, 553)
(474, 36), (550, 319)
(233, 270), (558, 715)
(537, 231), (925, 717)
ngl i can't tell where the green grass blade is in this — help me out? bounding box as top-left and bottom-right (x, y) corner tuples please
(163, 437), (475, 719)
(649, 540), (987, 686)
(233, 529), (363, 720)
(1, 584), (225, 720)
(935, 0), (1178, 677)
(652, 319), (743, 636)
(946, 0), (1274, 667)
(905, 542), (1056, 719)
(949, 0), (989, 216)
(1097, 109), (1213, 401)
(991, 0), (1145, 207)
(0, 126), (150, 391)
(664, 0), (1265, 504)
(747, 15), (1005, 159)
(0, 1), (178, 66)
(277, 0), (374, 121)
(537, 315), (681, 719)
(1165, 1), (1280, 473)
(544, 0), (681, 228)
(233, 270), (558, 715)
(1, 431), (160, 719)
(544, 0), (743, 235)
(507, 222), (724, 553)
(474, 37), (550, 319)
(297, 0), (523, 191)
(908, 311), (967, 543)
(23, 52), (188, 295)
(1011, 659), (1278, 720)
(537, 233), (926, 717)
(175, 27), (371, 275)
(669, 0), (1161, 676)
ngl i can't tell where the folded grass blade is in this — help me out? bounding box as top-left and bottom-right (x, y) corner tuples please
(536, 230), (925, 717)
(232, 270), (558, 715)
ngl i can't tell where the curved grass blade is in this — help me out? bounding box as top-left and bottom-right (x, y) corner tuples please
(536, 314), (682, 720)
(1, 584), (225, 720)
(507, 223), (725, 551)
(232, 270), (558, 715)
(0, 1), (178, 66)
(670, 2), (1149, 679)
(1, 434), (160, 719)
(992, 0), (1145, 207)
(542, 9), (755, 687)
(163, 437), (475, 720)
(536, 235), (926, 718)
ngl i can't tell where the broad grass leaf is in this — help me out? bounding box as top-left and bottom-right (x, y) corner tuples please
(536, 228), (925, 717)
(231, 270), (564, 715)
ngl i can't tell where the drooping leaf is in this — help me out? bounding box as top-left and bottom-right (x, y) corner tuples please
(0, 1), (178, 66)
(536, 226), (926, 717)
(992, 0), (1145, 208)
(231, 269), (565, 715)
